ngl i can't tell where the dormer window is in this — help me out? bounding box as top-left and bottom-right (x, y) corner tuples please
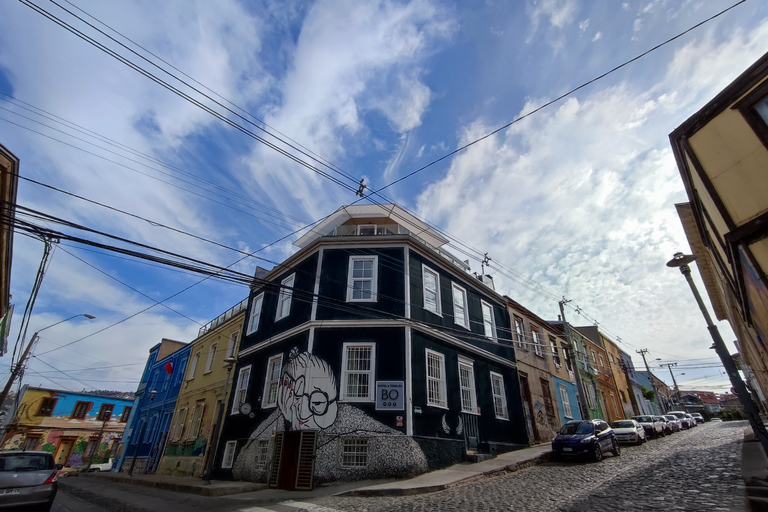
(358, 225), (376, 236)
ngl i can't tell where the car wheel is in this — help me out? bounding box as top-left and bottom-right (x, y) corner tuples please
(593, 444), (603, 462)
(612, 439), (621, 456)
(636, 436), (643, 446)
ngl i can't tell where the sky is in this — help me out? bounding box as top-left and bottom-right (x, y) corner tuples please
(1, 0), (766, 395)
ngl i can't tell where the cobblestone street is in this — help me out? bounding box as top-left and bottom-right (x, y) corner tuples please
(312, 421), (749, 512)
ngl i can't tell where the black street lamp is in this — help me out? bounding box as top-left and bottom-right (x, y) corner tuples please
(666, 252), (768, 456)
(128, 389), (157, 477)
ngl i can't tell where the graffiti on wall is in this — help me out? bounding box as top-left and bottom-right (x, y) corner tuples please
(277, 348), (338, 430)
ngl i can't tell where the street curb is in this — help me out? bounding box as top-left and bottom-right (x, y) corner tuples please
(69, 472), (266, 497)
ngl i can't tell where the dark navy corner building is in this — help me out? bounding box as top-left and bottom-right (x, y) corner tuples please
(216, 204), (528, 490)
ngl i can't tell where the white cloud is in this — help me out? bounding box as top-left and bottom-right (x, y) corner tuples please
(578, 19), (590, 31)
(592, 31), (603, 41)
(530, 0), (579, 29)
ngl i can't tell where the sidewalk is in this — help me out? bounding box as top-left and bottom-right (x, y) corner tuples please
(742, 425), (768, 511)
(67, 443), (553, 499)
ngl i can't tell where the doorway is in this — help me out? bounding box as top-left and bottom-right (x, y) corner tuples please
(519, 373), (538, 442)
(55, 438), (76, 466)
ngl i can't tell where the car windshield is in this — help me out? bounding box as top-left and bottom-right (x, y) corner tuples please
(0, 453), (53, 472)
(612, 421), (634, 428)
(635, 416), (653, 422)
(664, 415), (676, 420)
(560, 422), (593, 435)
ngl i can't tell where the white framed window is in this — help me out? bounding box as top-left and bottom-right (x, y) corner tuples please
(599, 355), (605, 370)
(451, 283), (469, 329)
(262, 354), (282, 408)
(531, 328), (543, 357)
(257, 440), (270, 468)
(559, 385), (572, 418)
(490, 372), (509, 420)
(347, 256), (378, 302)
(550, 336), (561, 367)
(342, 343), (375, 401)
(561, 343), (573, 372)
(514, 316), (525, 348)
(426, 349), (447, 408)
(276, 275), (295, 321)
(481, 301), (496, 340)
(222, 440), (237, 469)
(187, 352), (200, 381)
(186, 401), (205, 441)
(170, 407), (187, 441)
(422, 265), (441, 315)
(226, 332), (238, 359)
(458, 357), (477, 414)
(231, 365), (251, 414)
(342, 438), (369, 467)
(205, 343), (217, 374)
(247, 293), (264, 334)
(357, 225), (376, 236)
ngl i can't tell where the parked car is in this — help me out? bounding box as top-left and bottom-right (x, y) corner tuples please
(663, 414), (682, 432)
(633, 415), (665, 438)
(611, 419), (646, 445)
(87, 458), (114, 472)
(668, 411), (692, 429)
(711, 417), (723, 423)
(691, 413), (705, 424)
(685, 413), (698, 427)
(551, 419), (620, 462)
(0, 450), (60, 512)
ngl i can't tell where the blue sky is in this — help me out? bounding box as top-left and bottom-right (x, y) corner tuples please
(1, 0), (767, 393)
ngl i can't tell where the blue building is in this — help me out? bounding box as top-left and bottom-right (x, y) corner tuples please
(117, 339), (190, 474)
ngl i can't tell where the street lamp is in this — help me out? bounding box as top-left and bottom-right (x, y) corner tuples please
(201, 356), (237, 485)
(0, 314), (95, 408)
(666, 252), (768, 456)
(128, 389), (157, 477)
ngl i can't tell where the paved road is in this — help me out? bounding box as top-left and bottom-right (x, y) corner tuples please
(51, 421), (748, 512)
(313, 421), (749, 512)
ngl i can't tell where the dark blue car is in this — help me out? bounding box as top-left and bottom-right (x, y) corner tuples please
(551, 419), (620, 462)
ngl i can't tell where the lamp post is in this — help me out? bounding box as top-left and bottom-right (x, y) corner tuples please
(0, 314), (95, 408)
(128, 389), (157, 477)
(201, 356), (237, 485)
(666, 252), (768, 456)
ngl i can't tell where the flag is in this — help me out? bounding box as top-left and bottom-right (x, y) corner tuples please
(165, 361), (173, 375)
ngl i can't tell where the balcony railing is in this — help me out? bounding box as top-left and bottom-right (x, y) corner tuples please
(197, 298), (248, 338)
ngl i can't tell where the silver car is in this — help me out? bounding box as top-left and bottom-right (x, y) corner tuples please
(0, 451), (59, 511)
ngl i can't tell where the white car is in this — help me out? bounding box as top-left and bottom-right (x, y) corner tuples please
(663, 414), (682, 432)
(87, 458), (114, 472)
(611, 419), (647, 445)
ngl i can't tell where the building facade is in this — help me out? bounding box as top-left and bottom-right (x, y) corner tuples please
(156, 300), (246, 477)
(670, 51), (768, 412)
(574, 326), (622, 422)
(0, 143), (19, 357)
(1, 386), (133, 467)
(216, 204), (528, 489)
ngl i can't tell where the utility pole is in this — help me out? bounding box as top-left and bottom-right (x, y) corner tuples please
(559, 299), (589, 420)
(660, 362), (681, 407)
(637, 349), (663, 414)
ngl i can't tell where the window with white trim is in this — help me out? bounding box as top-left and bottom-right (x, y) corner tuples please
(347, 256), (378, 302)
(226, 332), (237, 359)
(559, 385), (572, 418)
(276, 275), (295, 320)
(231, 365), (251, 414)
(262, 354), (282, 408)
(257, 440), (269, 468)
(187, 352), (200, 381)
(458, 357), (477, 414)
(170, 407), (187, 441)
(342, 438), (369, 467)
(531, 327), (543, 357)
(426, 350), (447, 408)
(452, 283), (469, 329)
(204, 343), (217, 374)
(550, 336), (561, 367)
(342, 343), (375, 400)
(186, 401), (205, 441)
(561, 342), (573, 372)
(514, 316), (525, 348)
(422, 265), (441, 315)
(481, 301), (496, 340)
(222, 441), (237, 469)
(490, 372), (509, 419)
(247, 293), (264, 333)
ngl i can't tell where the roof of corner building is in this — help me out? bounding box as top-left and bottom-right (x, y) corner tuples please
(293, 204), (450, 250)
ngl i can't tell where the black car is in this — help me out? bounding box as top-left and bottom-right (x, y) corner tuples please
(551, 419), (620, 462)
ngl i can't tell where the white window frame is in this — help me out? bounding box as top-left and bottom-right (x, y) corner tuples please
(357, 224), (376, 236)
(341, 438), (370, 468)
(550, 336), (561, 367)
(231, 365), (252, 414)
(426, 349), (448, 409)
(451, 283), (469, 329)
(458, 357), (478, 414)
(481, 301), (496, 340)
(560, 385), (573, 418)
(490, 372), (509, 420)
(257, 439), (270, 468)
(514, 316), (525, 348)
(276, 275), (295, 321)
(222, 440), (237, 469)
(262, 354), (283, 408)
(341, 343), (376, 401)
(226, 332), (238, 359)
(204, 343), (217, 374)
(531, 327), (543, 357)
(247, 292), (264, 334)
(187, 352), (200, 381)
(346, 256), (378, 302)
(422, 265), (441, 315)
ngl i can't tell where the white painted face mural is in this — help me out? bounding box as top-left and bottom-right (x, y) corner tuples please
(277, 348), (338, 430)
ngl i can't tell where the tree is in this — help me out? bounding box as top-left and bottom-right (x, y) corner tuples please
(641, 386), (655, 402)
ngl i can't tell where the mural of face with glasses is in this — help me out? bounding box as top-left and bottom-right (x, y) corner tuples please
(277, 348), (339, 430)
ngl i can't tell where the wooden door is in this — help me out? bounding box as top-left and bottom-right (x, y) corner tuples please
(277, 431), (301, 490)
(55, 438), (75, 466)
(519, 373), (537, 442)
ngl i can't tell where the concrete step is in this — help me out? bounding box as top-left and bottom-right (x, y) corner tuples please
(746, 486), (768, 499)
(465, 452), (495, 463)
(747, 495), (768, 512)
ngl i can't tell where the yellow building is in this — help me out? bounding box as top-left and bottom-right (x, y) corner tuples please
(156, 299), (246, 477)
(671, 51), (768, 410)
(600, 337), (637, 418)
(0, 143), (19, 356)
